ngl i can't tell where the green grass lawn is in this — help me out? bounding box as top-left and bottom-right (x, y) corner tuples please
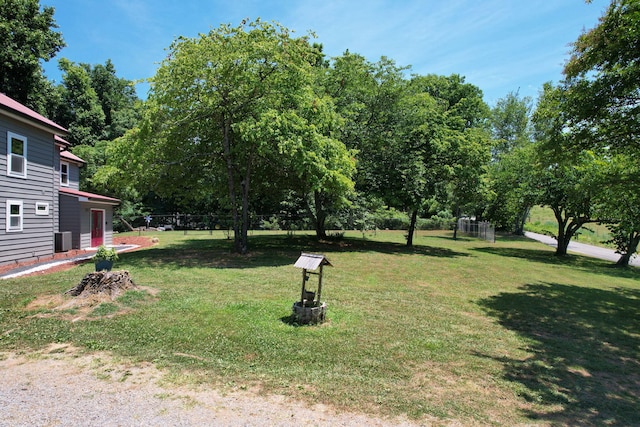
(1, 230), (638, 425)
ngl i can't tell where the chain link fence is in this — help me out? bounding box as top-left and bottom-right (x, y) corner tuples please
(457, 218), (495, 243)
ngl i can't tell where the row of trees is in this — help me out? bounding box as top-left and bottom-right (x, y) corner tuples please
(2, 1), (638, 264)
(99, 20), (493, 254)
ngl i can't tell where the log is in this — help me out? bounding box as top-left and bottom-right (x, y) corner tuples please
(118, 215), (135, 232)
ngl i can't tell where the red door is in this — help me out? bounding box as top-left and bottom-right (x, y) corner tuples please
(91, 210), (104, 247)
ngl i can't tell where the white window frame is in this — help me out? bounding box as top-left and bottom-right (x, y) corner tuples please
(6, 200), (23, 232)
(7, 132), (27, 178)
(35, 202), (50, 216)
(60, 161), (70, 186)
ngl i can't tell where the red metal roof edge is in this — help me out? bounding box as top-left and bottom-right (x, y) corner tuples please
(59, 187), (120, 204)
(0, 93), (68, 134)
(54, 135), (71, 146)
(60, 148), (86, 164)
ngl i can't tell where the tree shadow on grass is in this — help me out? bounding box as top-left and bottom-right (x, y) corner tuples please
(120, 234), (468, 270)
(478, 282), (640, 425)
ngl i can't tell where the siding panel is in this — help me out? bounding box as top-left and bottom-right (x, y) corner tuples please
(59, 194), (81, 249)
(0, 115), (59, 265)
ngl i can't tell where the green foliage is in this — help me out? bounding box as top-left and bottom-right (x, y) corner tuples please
(92, 245), (118, 262)
(403, 75), (491, 242)
(595, 154), (640, 265)
(559, 1), (640, 264)
(120, 20), (355, 253)
(111, 199), (147, 232)
(56, 58), (106, 146)
(490, 90), (533, 158)
(486, 143), (537, 233)
(85, 59), (140, 141)
(563, 0), (640, 154)
(485, 91), (536, 233)
(0, 0), (65, 110)
(531, 83), (611, 255)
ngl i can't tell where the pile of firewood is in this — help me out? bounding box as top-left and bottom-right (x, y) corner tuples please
(66, 270), (137, 298)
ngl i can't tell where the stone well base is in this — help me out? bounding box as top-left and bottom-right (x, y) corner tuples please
(292, 301), (327, 325)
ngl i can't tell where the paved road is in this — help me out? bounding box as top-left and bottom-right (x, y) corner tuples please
(525, 232), (639, 267)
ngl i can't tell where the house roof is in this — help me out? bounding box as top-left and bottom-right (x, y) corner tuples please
(59, 188), (120, 205)
(0, 93), (67, 135)
(60, 149), (86, 165)
(294, 253), (332, 270)
(54, 134), (71, 147)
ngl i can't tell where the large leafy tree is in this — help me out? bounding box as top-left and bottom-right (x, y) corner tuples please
(117, 20), (353, 253)
(409, 74), (491, 243)
(490, 91), (533, 159)
(596, 154), (640, 266)
(0, 0), (64, 111)
(485, 143), (537, 234)
(86, 59), (140, 141)
(554, 0), (640, 263)
(238, 90), (356, 240)
(325, 53), (407, 199)
(391, 85), (444, 246)
(532, 83), (608, 256)
(563, 0), (640, 155)
(55, 58), (106, 147)
(326, 56), (491, 246)
(486, 92), (535, 234)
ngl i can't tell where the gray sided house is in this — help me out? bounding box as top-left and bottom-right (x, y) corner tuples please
(0, 93), (119, 267)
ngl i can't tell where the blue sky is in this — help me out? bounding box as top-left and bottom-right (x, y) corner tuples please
(41, 0), (607, 106)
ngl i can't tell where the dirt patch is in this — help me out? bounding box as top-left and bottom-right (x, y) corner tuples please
(27, 270), (158, 322)
(113, 235), (158, 249)
(27, 285), (158, 322)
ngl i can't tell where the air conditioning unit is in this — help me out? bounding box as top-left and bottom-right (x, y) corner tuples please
(54, 231), (72, 252)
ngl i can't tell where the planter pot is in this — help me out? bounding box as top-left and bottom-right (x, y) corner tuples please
(95, 260), (113, 272)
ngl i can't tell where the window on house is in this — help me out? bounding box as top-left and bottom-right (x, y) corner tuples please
(7, 132), (27, 178)
(60, 161), (69, 186)
(35, 202), (49, 216)
(6, 200), (23, 232)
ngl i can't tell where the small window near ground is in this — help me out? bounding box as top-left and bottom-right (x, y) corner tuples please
(7, 132), (27, 178)
(6, 200), (23, 232)
(60, 161), (69, 186)
(35, 202), (49, 216)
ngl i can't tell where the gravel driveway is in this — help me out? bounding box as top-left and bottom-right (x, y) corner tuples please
(0, 345), (424, 427)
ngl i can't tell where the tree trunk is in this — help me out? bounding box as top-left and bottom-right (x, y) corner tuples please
(553, 209), (570, 256)
(452, 205), (460, 240)
(616, 232), (640, 267)
(514, 207), (530, 236)
(238, 152), (253, 254)
(315, 214), (327, 240)
(222, 118), (243, 254)
(239, 177), (250, 254)
(305, 190), (328, 240)
(553, 210), (588, 257)
(407, 209), (418, 247)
